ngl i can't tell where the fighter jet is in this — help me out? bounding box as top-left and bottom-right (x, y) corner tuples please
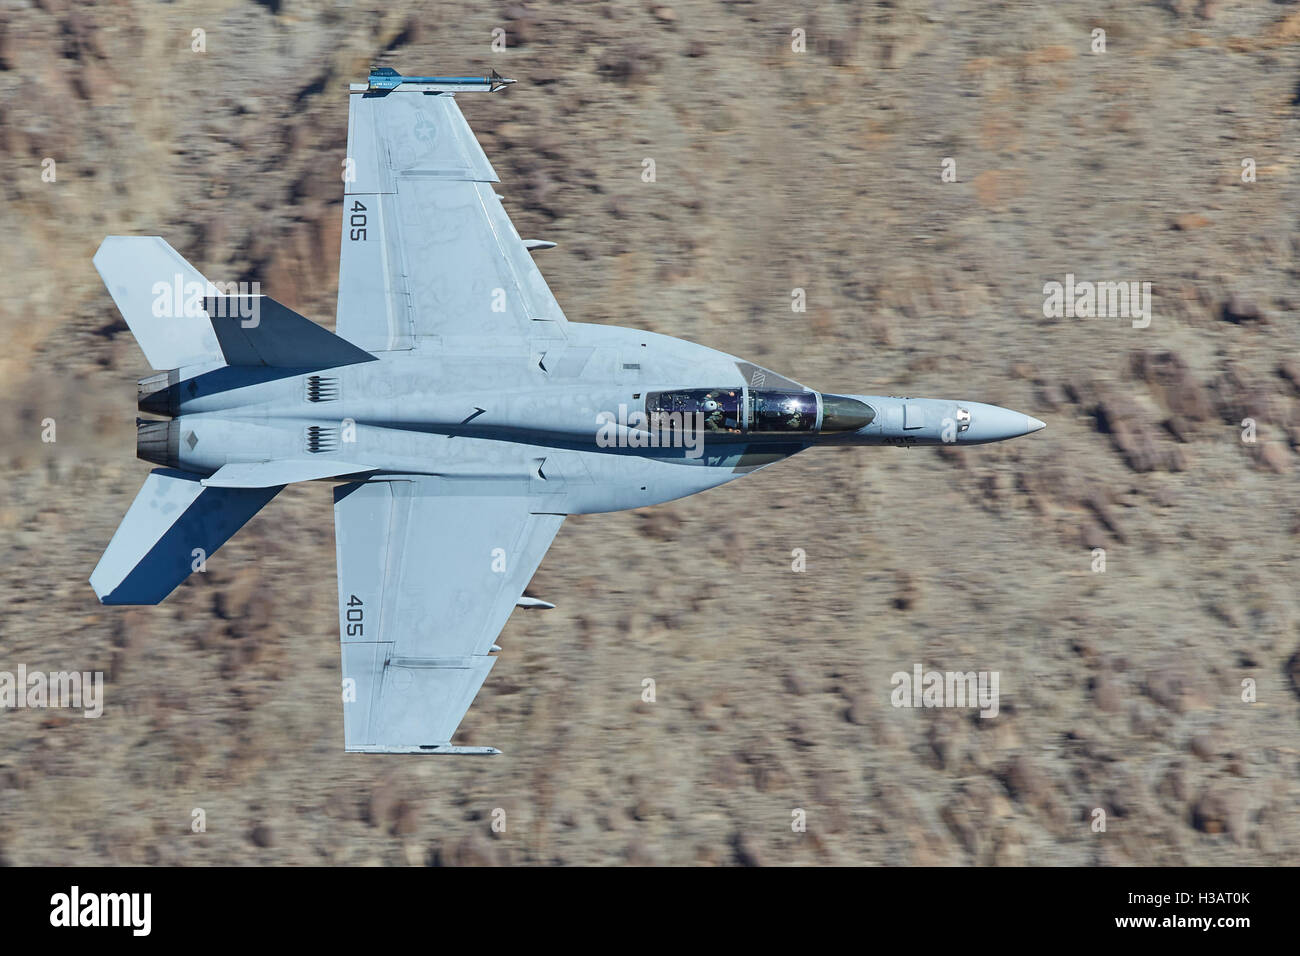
(90, 68), (1045, 754)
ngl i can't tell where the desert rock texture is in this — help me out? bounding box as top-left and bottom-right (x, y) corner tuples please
(0, 0), (1298, 865)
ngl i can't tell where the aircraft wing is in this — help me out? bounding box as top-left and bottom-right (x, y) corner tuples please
(333, 479), (564, 753)
(337, 88), (567, 351)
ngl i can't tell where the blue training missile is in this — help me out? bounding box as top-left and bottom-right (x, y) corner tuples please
(365, 66), (515, 93)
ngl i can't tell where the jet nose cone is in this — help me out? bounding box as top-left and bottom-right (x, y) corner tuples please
(959, 403), (1047, 444)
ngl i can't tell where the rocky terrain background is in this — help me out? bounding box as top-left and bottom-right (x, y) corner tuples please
(0, 0), (1298, 865)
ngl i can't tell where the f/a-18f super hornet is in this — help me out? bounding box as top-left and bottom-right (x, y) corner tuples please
(90, 67), (1045, 754)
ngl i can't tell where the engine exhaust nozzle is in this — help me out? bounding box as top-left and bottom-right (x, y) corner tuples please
(137, 370), (180, 418)
(136, 418), (178, 468)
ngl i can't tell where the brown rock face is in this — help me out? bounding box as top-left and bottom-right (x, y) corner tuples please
(1192, 789), (1245, 840)
(1093, 389), (1186, 473)
(1130, 351), (1212, 423)
(1220, 295), (1266, 325)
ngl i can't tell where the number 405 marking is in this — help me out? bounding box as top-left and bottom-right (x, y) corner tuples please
(346, 594), (364, 636)
(349, 200), (367, 241)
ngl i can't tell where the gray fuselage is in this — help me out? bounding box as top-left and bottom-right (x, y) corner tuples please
(136, 321), (1043, 515)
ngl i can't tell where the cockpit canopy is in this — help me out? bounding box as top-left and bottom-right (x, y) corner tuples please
(749, 390), (817, 432)
(646, 388), (744, 433)
(820, 393), (876, 432)
(645, 389), (874, 435)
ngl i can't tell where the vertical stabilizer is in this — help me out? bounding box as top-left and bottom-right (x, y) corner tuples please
(93, 237), (227, 370)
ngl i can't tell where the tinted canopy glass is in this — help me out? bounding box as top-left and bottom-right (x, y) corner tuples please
(748, 390), (817, 433)
(646, 388), (743, 433)
(820, 394), (875, 432)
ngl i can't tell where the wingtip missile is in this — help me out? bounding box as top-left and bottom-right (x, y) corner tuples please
(363, 66), (516, 94)
(488, 68), (516, 92)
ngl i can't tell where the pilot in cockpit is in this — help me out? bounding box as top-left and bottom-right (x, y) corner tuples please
(704, 389), (741, 432)
(702, 397), (724, 431)
(783, 398), (804, 431)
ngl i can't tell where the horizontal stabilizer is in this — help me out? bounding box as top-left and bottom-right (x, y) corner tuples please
(91, 469), (281, 605)
(202, 460), (377, 488)
(204, 295), (376, 369)
(93, 237), (226, 370)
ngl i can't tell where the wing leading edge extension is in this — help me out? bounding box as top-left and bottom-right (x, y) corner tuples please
(333, 480), (564, 754)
